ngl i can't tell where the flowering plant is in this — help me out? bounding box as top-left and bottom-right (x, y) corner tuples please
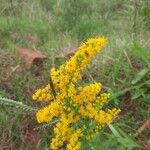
(32, 37), (120, 150)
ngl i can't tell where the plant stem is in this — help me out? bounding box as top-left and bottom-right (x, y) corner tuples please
(0, 96), (38, 112)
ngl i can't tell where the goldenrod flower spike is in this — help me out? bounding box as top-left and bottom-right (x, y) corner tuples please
(32, 84), (53, 101)
(32, 37), (120, 150)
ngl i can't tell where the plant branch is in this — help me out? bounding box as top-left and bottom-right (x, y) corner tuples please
(0, 96), (38, 112)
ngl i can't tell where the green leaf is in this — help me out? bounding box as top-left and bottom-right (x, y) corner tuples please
(131, 68), (150, 85)
(108, 124), (122, 138)
(0, 90), (7, 97)
(109, 125), (140, 149)
(132, 42), (150, 66)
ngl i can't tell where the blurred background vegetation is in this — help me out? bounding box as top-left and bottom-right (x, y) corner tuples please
(0, 0), (150, 149)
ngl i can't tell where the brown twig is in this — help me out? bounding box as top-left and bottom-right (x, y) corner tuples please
(135, 118), (150, 137)
(134, 118), (150, 150)
(136, 136), (150, 150)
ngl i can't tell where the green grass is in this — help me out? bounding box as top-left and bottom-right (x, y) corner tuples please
(0, 0), (150, 149)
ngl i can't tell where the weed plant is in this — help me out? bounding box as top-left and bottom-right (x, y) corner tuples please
(0, 0), (150, 149)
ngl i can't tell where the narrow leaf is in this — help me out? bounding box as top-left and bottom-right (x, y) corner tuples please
(131, 68), (150, 85)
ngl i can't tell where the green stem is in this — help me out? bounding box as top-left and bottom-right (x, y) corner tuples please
(0, 96), (38, 112)
(34, 119), (59, 130)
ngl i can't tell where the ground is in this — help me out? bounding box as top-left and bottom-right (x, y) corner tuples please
(0, 0), (150, 149)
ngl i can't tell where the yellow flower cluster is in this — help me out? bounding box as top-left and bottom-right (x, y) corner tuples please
(32, 84), (52, 101)
(51, 113), (81, 150)
(36, 101), (63, 123)
(50, 37), (107, 92)
(32, 37), (120, 150)
(67, 129), (82, 150)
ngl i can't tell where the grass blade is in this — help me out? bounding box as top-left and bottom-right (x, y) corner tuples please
(131, 68), (150, 85)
